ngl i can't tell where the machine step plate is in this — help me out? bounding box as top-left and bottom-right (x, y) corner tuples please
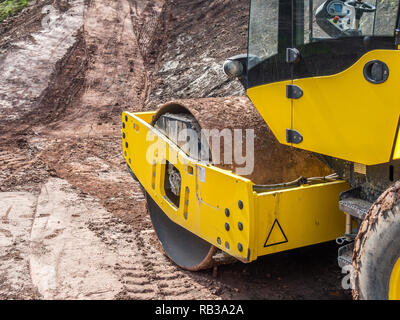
(339, 187), (373, 220)
(339, 197), (372, 220)
(338, 242), (354, 268)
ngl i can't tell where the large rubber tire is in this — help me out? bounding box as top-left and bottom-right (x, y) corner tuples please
(353, 181), (400, 299)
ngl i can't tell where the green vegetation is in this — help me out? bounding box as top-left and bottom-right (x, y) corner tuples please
(0, 0), (31, 22)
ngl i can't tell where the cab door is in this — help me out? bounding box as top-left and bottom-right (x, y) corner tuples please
(291, 0), (400, 165)
(246, 0), (294, 144)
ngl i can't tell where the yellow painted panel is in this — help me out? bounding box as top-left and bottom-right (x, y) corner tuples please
(122, 111), (256, 261)
(247, 80), (292, 145)
(255, 180), (347, 257)
(393, 128), (400, 160)
(293, 50), (400, 165)
(122, 111), (349, 263)
(133, 111), (156, 124)
(389, 257), (400, 300)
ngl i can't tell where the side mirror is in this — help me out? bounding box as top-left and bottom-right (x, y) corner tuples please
(222, 54), (260, 89)
(223, 54), (248, 79)
(223, 59), (244, 78)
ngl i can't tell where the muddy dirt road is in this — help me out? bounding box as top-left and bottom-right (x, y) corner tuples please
(0, 0), (351, 299)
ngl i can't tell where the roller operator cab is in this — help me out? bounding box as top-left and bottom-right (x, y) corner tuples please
(123, 0), (400, 300)
(232, 0), (400, 166)
(230, 0), (400, 300)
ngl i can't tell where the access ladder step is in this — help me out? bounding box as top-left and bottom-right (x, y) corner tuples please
(339, 187), (373, 220)
(337, 242), (354, 268)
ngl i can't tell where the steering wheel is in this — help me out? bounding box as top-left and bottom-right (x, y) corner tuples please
(345, 0), (376, 13)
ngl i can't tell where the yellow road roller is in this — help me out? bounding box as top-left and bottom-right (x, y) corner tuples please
(122, 0), (400, 299)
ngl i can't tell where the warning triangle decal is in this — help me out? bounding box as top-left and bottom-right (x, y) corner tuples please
(264, 219), (288, 247)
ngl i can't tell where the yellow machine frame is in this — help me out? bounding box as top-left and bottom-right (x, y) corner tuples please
(248, 50), (400, 166)
(122, 111), (349, 262)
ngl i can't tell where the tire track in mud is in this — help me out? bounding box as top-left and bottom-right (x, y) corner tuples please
(114, 230), (161, 300)
(0, 0), (84, 122)
(0, 149), (30, 188)
(134, 230), (218, 300)
(0, 143), (48, 193)
(89, 213), (219, 300)
(0, 192), (40, 299)
(0, 150), (28, 171)
(77, 0), (146, 121)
